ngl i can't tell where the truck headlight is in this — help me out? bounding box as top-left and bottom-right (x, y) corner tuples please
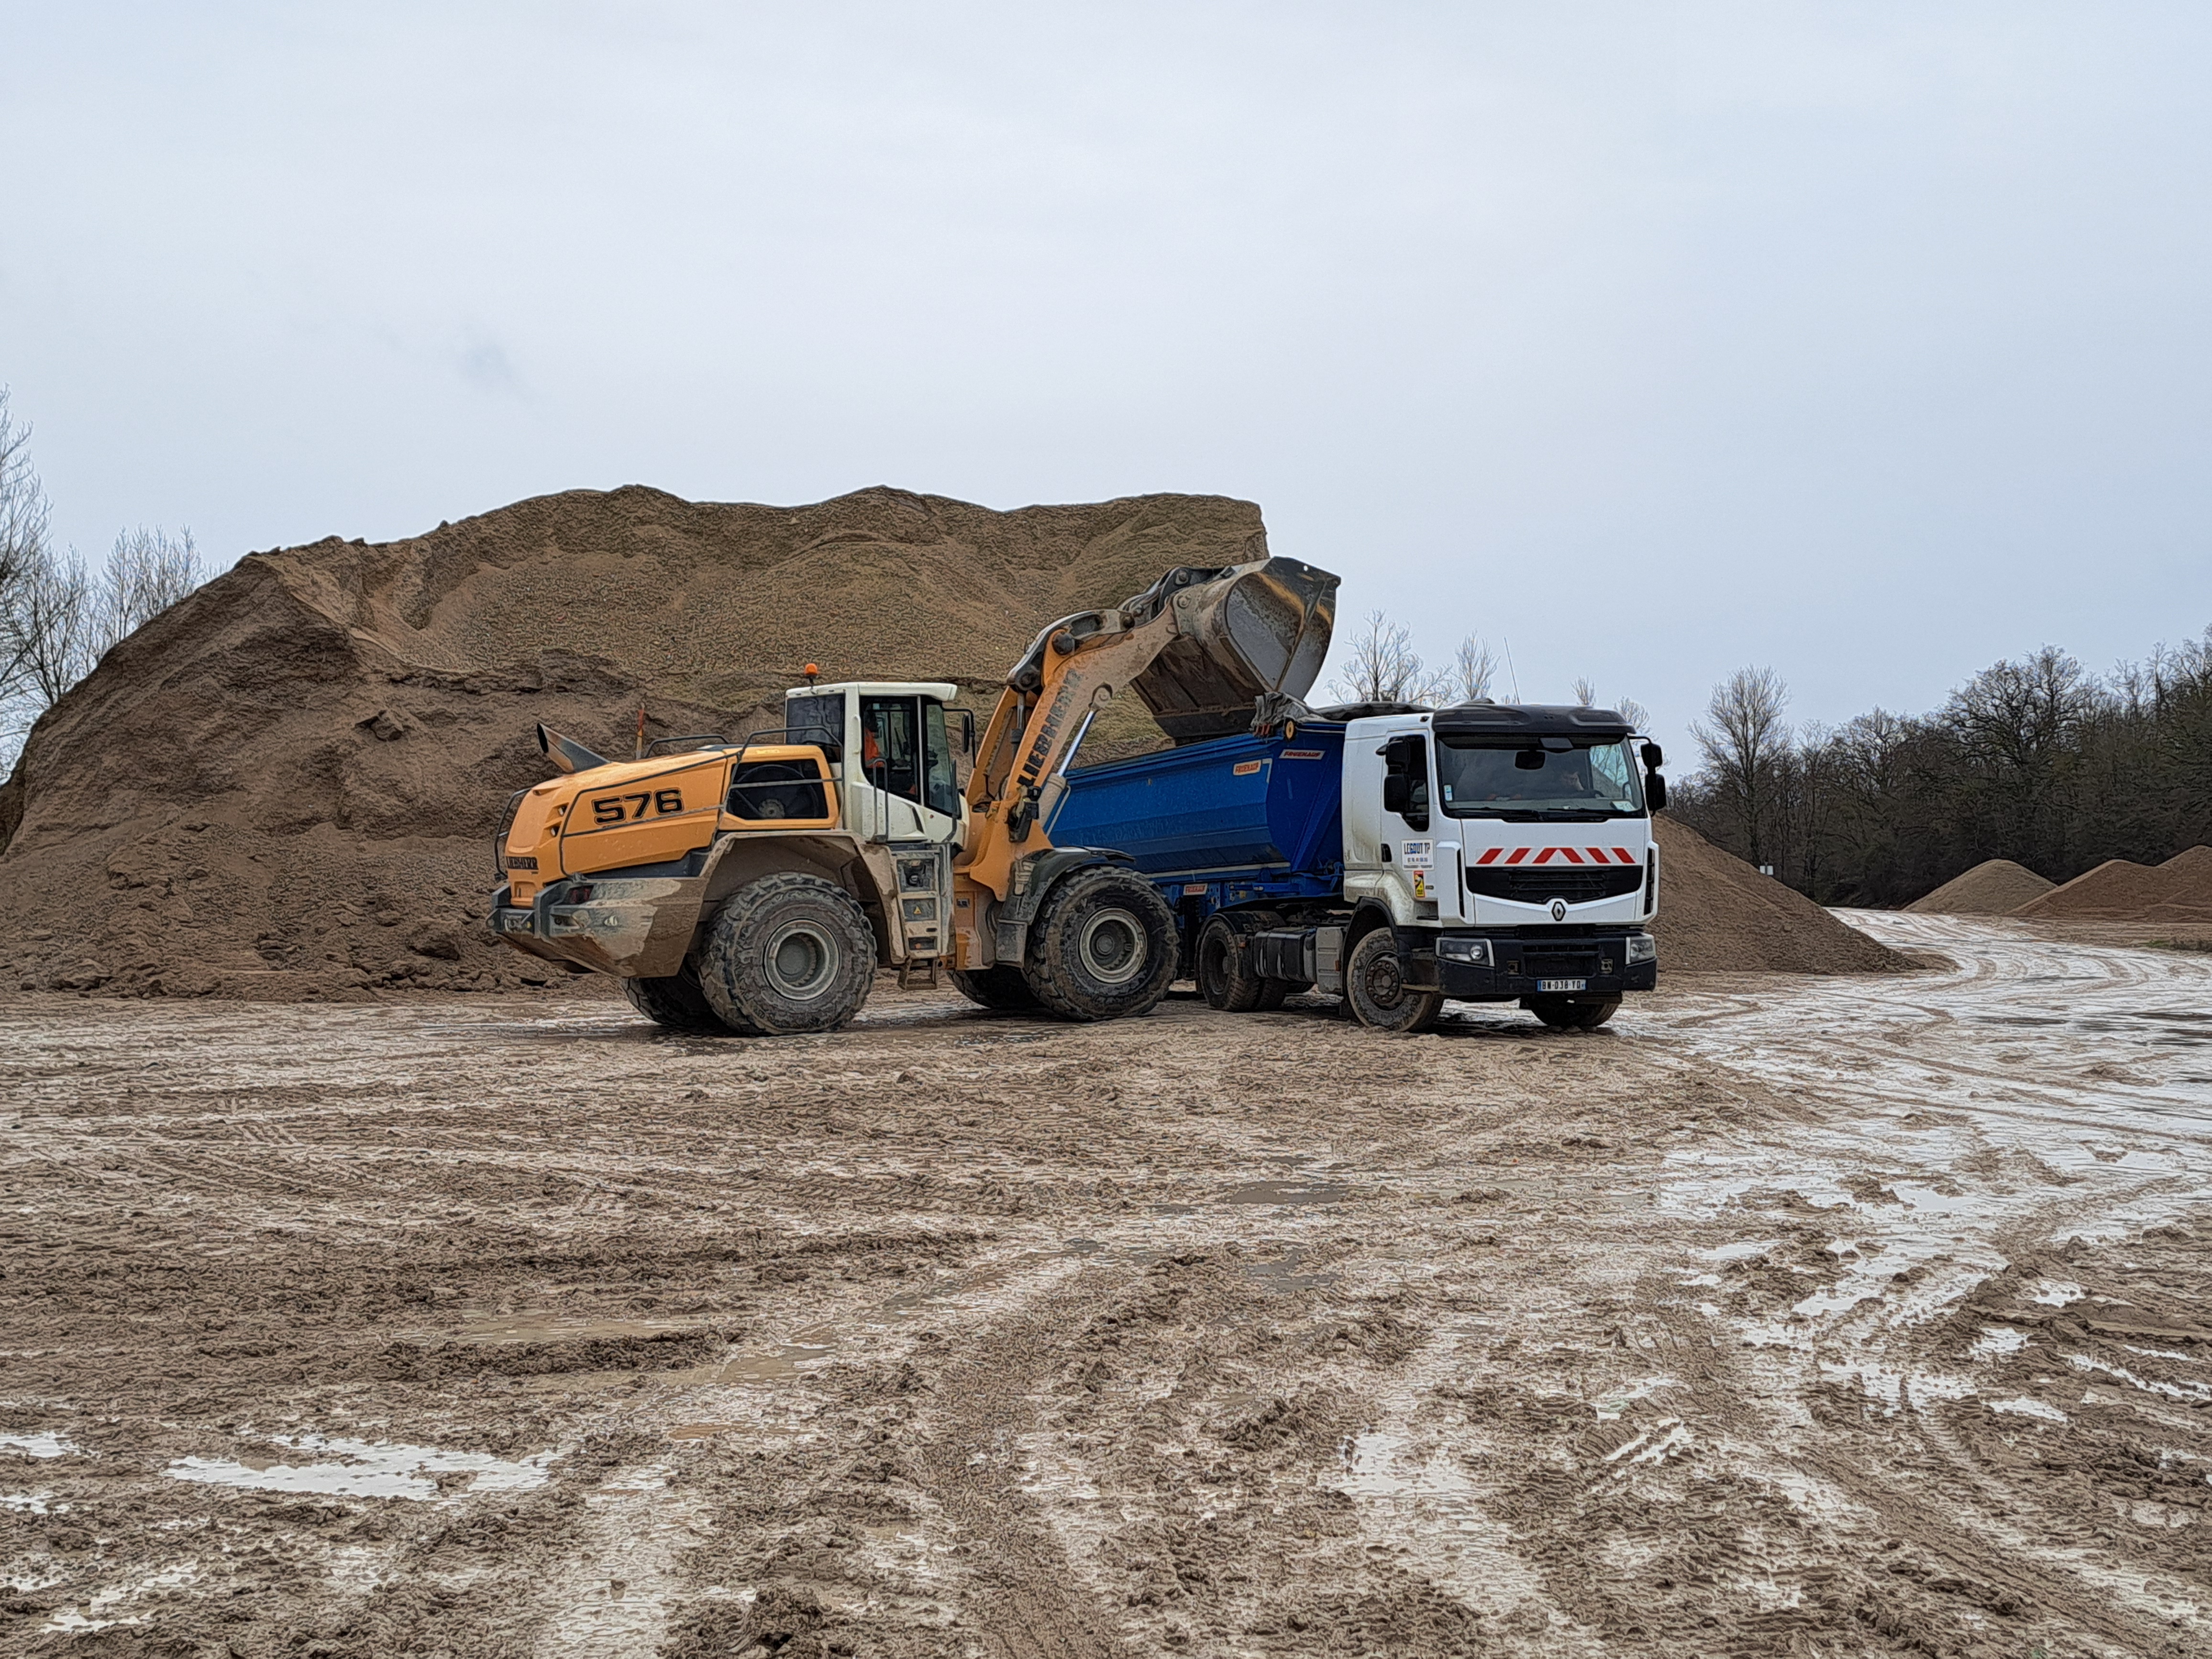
(1625, 934), (1656, 965)
(1436, 936), (1492, 965)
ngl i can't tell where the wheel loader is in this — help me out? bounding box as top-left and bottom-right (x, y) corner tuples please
(488, 555), (1339, 1034)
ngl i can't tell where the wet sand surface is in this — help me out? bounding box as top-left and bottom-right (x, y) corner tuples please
(2, 914), (2209, 1658)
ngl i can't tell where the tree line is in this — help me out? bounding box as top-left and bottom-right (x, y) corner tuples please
(1670, 639), (2212, 906)
(1, 389), (203, 770)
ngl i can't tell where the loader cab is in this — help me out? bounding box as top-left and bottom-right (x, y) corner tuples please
(783, 682), (968, 848)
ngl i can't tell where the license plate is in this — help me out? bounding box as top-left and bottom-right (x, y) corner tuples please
(1537, 978), (1588, 993)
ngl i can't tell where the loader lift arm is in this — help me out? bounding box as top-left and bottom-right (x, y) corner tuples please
(955, 555), (1338, 906)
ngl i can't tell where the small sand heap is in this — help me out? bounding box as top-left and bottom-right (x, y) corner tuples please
(1653, 819), (1910, 974)
(2014, 846), (2212, 923)
(1905, 859), (2056, 915)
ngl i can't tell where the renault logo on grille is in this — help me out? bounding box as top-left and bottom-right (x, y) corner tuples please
(1548, 898), (1569, 922)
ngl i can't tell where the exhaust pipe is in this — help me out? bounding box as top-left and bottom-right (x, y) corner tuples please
(536, 723), (609, 774)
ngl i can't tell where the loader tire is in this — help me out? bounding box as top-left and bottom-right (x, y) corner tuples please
(620, 962), (729, 1034)
(1524, 994), (1620, 1031)
(698, 873), (877, 1036)
(1344, 928), (1442, 1034)
(1196, 909), (1287, 1013)
(949, 966), (1040, 1012)
(1024, 865), (1179, 1023)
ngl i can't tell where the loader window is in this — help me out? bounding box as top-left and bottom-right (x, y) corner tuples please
(784, 692), (845, 760)
(922, 702), (960, 818)
(861, 696), (923, 807)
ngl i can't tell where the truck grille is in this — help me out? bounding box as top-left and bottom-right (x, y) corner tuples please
(1465, 865), (1643, 903)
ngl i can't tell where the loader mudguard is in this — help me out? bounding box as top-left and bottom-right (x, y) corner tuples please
(990, 846), (1136, 967)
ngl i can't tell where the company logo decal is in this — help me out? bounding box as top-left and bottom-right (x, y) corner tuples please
(1473, 846), (1637, 866)
(1548, 899), (1569, 922)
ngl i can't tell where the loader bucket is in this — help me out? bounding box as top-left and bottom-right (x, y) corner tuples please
(1131, 556), (1340, 743)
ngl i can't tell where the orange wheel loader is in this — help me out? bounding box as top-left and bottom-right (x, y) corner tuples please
(488, 555), (1338, 1035)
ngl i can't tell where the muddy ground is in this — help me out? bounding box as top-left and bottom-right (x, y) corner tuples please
(3, 913), (2210, 1659)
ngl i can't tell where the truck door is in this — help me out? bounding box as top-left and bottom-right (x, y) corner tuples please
(1380, 734), (1442, 913)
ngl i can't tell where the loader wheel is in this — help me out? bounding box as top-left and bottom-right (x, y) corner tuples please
(1344, 928), (1442, 1034)
(1024, 865), (1179, 1022)
(620, 961), (730, 1034)
(1524, 994), (1620, 1031)
(949, 966), (1040, 1012)
(697, 874), (877, 1036)
(1196, 909), (1288, 1013)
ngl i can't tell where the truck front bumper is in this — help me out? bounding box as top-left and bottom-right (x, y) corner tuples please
(1431, 932), (1656, 1002)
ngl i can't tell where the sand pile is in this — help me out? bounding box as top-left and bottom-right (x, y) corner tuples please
(2014, 846), (2212, 924)
(0, 486), (1264, 999)
(1652, 818), (1911, 974)
(1905, 859), (2056, 915)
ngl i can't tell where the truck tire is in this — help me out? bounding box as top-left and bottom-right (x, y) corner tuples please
(1024, 864), (1180, 1022)
(620, 962), (730, 1034)
(1344, 929), (1443, 1034)
(697, 873), (877, 1036)
(1195, 909), (1288, 1013)
(1524, 994), (1620, 1031)
(949, 966), (1040, 1011)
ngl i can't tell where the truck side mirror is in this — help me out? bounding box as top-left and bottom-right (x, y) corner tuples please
(1646, 772), (1668, 811)
(1640, 741), (1664, 768)
(1381, 774), (1412, 816)
(958, 708), (977, 755)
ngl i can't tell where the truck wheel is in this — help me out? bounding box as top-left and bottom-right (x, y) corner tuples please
(1525, 995), (1620, 1031)
(697, 874), (877, 1036)
(949, 966), (1040, 1011)
(1196, 909), (1286, 1013)
(1024, 865), (1179, 1022)
(620, 962), (730, 1034)
(1344, 929), (1442, 1034)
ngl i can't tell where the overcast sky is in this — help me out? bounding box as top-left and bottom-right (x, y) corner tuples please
(5, 2), (2211, 761)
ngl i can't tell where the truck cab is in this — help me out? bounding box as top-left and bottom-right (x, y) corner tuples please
(1338, 702), (1660, 1027)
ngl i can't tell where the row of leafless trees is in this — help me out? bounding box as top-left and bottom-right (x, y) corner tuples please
(1326, 609), (1649, 727)
(1672, 638), (2212, 904)
(1, 390), (203, 770)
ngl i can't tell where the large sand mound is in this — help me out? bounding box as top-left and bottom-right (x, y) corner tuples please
(1905, 858), (2056, 915)
(1652, 818), (1911, 974)
(0, 486), (1264, 998)
(2014, 845), (2212, 923)
(0, 482), (1906, 999)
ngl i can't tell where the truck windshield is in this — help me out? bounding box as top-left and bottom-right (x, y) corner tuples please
(1436, 739), (1645, 820)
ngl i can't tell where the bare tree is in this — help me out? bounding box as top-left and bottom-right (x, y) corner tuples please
(100, 526), (200, 645)
(1328, 609), (1430, 705)
(1571, 677), (1652, 730)
(0, 392), (205, 769)
(1439, 634), (1498, 704)
(1571, 675), (1596, 707)
(1692, 666), (1791, 868)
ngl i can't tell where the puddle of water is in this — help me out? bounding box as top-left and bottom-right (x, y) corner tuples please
(0, 1432), (78, 1459)
(2066, 1354), (2212, 1405)
(1338, 1431), (1477, 1499)
(1969, 1326), (2031, 1360)
(1221, 1180), (1350, 1206)
(1, 1492), (57, 1513)
(165, 1434), (555, 1501)
(1605, 1421), (1693, 1464)
(1593, 1378), (1677, 1419)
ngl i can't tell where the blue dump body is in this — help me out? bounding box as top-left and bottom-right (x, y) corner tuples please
(1048, 724), (1349, 907)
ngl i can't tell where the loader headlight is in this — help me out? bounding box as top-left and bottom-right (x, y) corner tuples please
(1436, 936), (1492, 965)
(1625, 934), (1656, 965)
